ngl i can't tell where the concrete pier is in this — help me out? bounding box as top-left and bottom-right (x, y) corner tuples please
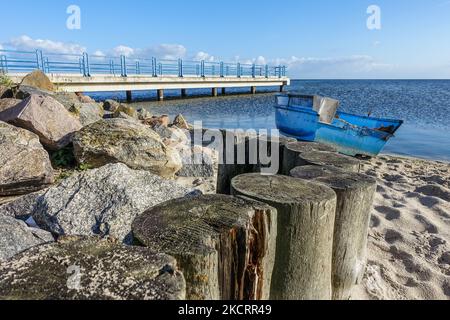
(126, 90), (132, 102)
(181, 89), (187, 97)
(222, 88), (226, 95)
(251, 86), (256, 94)
(212, 88), (218, 97)
(157, 89), (164, 101)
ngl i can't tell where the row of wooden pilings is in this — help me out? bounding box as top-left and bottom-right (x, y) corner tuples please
(131, 132), (377, 300)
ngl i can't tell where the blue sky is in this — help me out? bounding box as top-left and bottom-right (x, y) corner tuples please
(0, 0), (449, 79)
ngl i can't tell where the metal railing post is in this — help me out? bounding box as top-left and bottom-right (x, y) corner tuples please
(158, 62), (162, 76)
(265, 65), (269, 78)
(278, 65), (281, 78)
(237, 63), (241, 78)
(178, 59), (183, 77)
(252, 64), (256, 78)
(136, 61), (140, 75)
(220, 62), (224, 77)
(120, 55), (127, 77)
(1, 55), (7, 74)
(201, 60), (205, 77)
(152, 57), (157, 77)
(83, 53), (91, 77)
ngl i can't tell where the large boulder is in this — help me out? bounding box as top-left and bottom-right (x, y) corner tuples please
(0, 98), (21, 113)
(32, 163), (197, 243)
(0, 94), (82, 150)
(53, 92), (82, 111)
(73, 103), (104, 126)
(0, 121), (54, 196)
(0, 190), (46, 220)
(0, 85), (14, 99)
(0, 215), (54, 262)
(177, 145), (218, 178)
(102, 99), (121, 112)
(19, 70), (54, 92)
(0, 236), (186, 300)
(73, 119), (182, 178)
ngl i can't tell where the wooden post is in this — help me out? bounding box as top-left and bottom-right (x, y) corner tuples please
(157, 89), (164, 101)
(290, 165), (345, 180)
(291, 167), (377, 300)
(126, 90), (132, 102)
(282, 141), (337, 175)
(212, 88), (218, 97)
(231, 174), (337, 300)
(251, 135), (296, 175)
(251, 86), (256, 94)
(297, 151), (361, 172)
(181, 89), (187, 97)
(132, 194), (277, 301)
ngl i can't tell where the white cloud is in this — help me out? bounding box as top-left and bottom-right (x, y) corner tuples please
(5, 35), (86, 54)
(194, 51), (215, 62)
(112, 45), (135, 57)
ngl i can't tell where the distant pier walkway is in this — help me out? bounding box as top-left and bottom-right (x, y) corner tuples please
(1, 49), (289, 101)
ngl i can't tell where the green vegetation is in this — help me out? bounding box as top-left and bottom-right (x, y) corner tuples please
(50, 146), (76, 168)
(0, 74), (14, 87)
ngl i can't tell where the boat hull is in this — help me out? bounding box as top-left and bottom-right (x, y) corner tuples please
(275, 103), (403, 157)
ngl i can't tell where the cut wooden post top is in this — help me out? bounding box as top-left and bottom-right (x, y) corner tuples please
(231, 173), (336, 205)
(132, 194), (275, 256)
(299, 151), (361, 171)
(285, 141), (337, 154)
(290, 165), (346, 180)
(314, 172), (377, 191)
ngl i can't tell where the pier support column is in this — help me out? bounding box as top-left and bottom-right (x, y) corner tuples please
(279, 85), (284, 92)
(251, 86), (256, 94)
(221, 88), (226, 95)
(212, 88), (218, 97)
(157, 89), (164, 101)
(126, 91), (132, 102)
(181, 89), (187, 98)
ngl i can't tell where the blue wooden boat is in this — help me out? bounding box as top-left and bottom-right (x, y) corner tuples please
(275, 93), (404, 157)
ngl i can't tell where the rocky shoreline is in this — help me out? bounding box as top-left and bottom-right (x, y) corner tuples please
(0, 71), (448, 300)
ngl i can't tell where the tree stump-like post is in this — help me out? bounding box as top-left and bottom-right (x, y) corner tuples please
(282, 141), (337, 175)
(132, 194), (277, 301)
(251, 135), (296, 175)
(290, 165), (345, 180)
(290, 166), (377, 300)
(231, 173), (337, 300)
(297, 151), (361, 172)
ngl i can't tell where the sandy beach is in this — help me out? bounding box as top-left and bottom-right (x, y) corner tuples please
(352, 155), (450, 300)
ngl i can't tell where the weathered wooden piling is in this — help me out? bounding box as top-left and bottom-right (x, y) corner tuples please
(289, 166), (377, 300)
(290, 165), (345, 180)
(282, 141), (337, 175)
(132, 194), (277, 301)
(297, 150), (361, 172)
(231, 174), (337, 300)
(217, 132), (296, 193)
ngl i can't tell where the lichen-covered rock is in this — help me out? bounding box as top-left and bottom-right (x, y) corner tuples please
(137, 108), (152, 120)
(73, 119), (182, 178)
(19, 70), (54, 92)
(0, 121), (54, 196)
(0, 236), (186, 300)
(0, 85), (14, 99)
(103, 99), (121, 112)
(73, 103), (104, 126)
(32, 163), (197, 243)
(172, 114), (190, 129)
(0, 98), (21, 113)
(113, 105), (137, 119)
(0, 190), (46, 219)
(0, 215), (54, 262)
(53, 92), (82, 111)
(0, 94), (82, 150)
(14, 85), (54, 100)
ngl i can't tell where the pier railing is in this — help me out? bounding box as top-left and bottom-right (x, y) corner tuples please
(0, 49), (287, 78)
